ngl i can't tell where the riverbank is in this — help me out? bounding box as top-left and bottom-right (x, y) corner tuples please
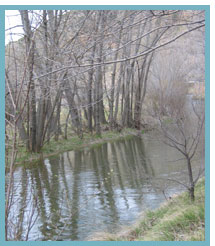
(90, 178), (205, 241)
(9, 128), (140, 167)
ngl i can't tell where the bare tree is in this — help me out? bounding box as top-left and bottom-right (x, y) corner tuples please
(148, 49), (205, 200)
(158, 102), (204, 201)
(5, 9), (205, 147)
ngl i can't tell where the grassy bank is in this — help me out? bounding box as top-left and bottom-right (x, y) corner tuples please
(9, 128), (138, 166)
(91, 178), (205, 241)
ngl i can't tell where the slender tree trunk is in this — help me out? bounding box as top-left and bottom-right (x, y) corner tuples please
(28, 40), (36, 151)
(54, 95), (62, 141)
(122, 15), (134, 127)
(64, 111), (70, 139)
(121, 80), (125, 124)
(187, 156), (195, 201)
(20, 10), (37, 152)
(94, 11), (105, 136)
(87, 46), (96, 132)
(99, 82), (107, 124)
(36, 92), (46, 151)
(122, 63), (134, 127)
(113, 62), (124, 125)
(109, 26), (123, 128)
(64, 76), (83, 138)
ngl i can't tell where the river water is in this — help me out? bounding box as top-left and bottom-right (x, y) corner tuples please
(7, 134), (204, 241)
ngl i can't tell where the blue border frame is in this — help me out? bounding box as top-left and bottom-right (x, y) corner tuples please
(0, 5), (210, 246)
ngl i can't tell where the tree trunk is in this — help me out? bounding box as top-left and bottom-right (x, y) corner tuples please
(64, 111), (70, 139)
(109, 26), (123, 128)
(113, 62), (124, 125)
(187, 156), (195, 201)
(87, 44), (96, 132)
(94, 11), (106, 136)
(64, 76), (83, 138)
(20, 10), (37, 152)
(121, 15), (134, 127)
(54, 95), (62, 141)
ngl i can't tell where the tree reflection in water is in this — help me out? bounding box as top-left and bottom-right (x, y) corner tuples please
(7, 136), (202, 241)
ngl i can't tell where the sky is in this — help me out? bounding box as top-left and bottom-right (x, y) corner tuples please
(5, 10), (23, 44)
(5, 10), (42, 44)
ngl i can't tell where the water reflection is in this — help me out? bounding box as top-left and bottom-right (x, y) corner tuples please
(8, 136), (203, 241)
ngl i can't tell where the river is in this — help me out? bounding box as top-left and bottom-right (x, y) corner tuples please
(7, 133), (204, 241)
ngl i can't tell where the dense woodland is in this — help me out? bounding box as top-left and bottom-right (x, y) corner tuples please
(5, 10), (205, 240)
(5, 10), (205, 152)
